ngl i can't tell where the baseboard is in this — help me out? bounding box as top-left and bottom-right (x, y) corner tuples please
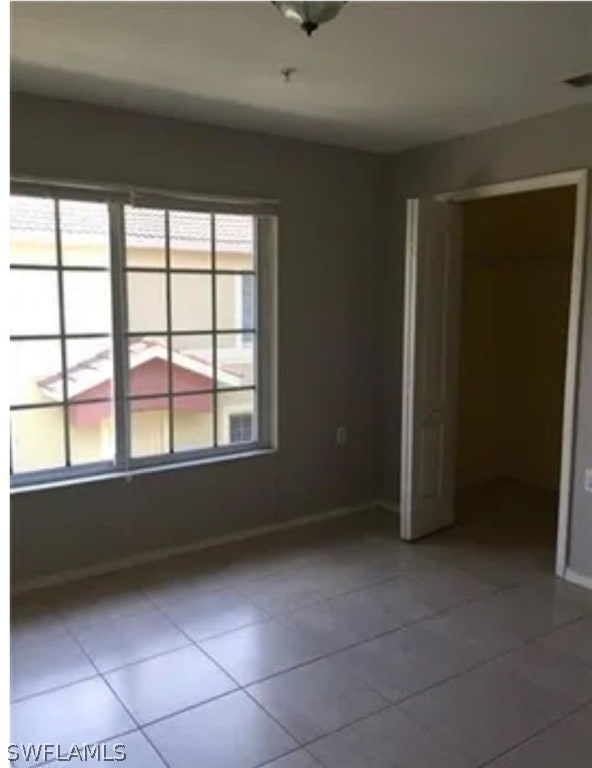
(376, 499), (400, 515)
(564, 567), (592, 591)
(12, 500), (384, 596)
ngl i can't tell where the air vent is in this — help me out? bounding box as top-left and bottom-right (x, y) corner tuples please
(563, 72), (592, 89)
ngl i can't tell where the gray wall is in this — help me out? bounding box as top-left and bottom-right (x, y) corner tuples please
(10, 93), (387, 581)
(381, 104), (592, 578)
(10, 94), (592, 584)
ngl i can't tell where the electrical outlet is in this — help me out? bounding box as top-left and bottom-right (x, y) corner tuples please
(336, 426), (347, 446)
(585, 469), (592, 494)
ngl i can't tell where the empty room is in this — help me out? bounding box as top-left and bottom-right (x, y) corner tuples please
(8, 2), (592, 768)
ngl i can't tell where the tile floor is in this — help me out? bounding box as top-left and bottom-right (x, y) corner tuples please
(10, 481), (592, 767)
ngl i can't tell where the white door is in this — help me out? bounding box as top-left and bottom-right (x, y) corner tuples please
(401, 198), (463, 540)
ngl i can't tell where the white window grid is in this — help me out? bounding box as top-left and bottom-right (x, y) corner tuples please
(9, 182), (278, 487)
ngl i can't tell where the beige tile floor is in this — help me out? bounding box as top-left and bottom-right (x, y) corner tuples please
(10, 481), (592, 768)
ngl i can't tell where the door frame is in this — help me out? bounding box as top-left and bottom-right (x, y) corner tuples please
(402, 169), (588, 577)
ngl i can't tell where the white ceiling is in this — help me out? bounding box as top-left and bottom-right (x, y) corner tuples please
(10, 1), (592, 153)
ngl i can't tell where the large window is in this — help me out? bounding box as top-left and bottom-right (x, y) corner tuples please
(9, 184), (277, 486)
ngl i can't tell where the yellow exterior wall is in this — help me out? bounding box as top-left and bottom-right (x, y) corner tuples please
(457, 187), (575, 491)
(129, 408), (216, 457)
(127, 248), (251, 335)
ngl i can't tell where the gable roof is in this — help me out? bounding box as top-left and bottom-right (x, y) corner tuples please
(37, 337), (241, 401)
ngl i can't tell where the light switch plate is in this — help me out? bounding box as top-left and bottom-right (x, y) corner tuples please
(585, 469), (592, 494)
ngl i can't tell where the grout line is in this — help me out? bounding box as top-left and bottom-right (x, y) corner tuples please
(233, 570), (418, 618)
(380, 625), (592, 767)
(139, 584), (275, 641)
(243, 676), (392, 751)
(216, 607), (590, 756)
(292, 628), (592, 761)
(243, 686), (307, 746)
(124, 566), (335, 753)
(476, 698), (592, 768)
(17, 595), (588, 762)
(139, 590), (305, 751)
(137, 592), (246, 684)
(12, 554), (589, 703)
(132, 688), (241, 731)
(254, 747), (324, 768)
(58, 616), (174, 768)
(97, 639), (194, 675)
(15, 579), (590, 755)
(99, 672), (174, 768)
(162, 575), (494, 695)
(198, 589), (501, 688)
(10, 671), (101, 705)
(479, 703), (592, 767)
(299, 699), (402, 751)
(388, 610), (592, 708)
(136, 724), (173, 768)
(11, 520), (592, 767)
(10, 624), (193, 705)
(137, 548), (504, 649)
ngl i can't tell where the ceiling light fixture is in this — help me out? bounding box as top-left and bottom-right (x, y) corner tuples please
(272, 2), (347, 37)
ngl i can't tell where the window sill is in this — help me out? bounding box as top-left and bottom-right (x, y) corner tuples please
(10, 447), (277, 495)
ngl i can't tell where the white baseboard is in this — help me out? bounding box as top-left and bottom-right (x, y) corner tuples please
(12, 500), (386, 596)
(564, 567), (592, 591)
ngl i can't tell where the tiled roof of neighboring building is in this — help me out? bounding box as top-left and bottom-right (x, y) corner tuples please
(10, 196), (254, 253)
(37, 337), (241, 400)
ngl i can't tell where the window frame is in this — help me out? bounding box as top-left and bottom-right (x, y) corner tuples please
(10, 179), (278, 490)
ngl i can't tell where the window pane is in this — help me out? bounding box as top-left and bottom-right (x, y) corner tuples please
(11, 407), (66, 473)
(66, 338), (113, 401)
(171, 273), (212, 331)
(10, 269), (60, 336)
(215, 214), (254, 271)
(11, 340), (63, 406)
(130, 398), (170, 458)
(127, 272), (167, 332)
(60, 200), (110, 267)
(64, 271), (111, 334)
(217, 390), (255, 446)
(69, 402), (114, 465)
(216, 275), (245, 330)
(125, 206), (165, 268)
(216, 333), (254, 389)
(10, 196), (57, 266)
(171, 335), (214, 393)
(170, 210), (212, 270)
(173, 395), (214, 453)
(127, 336), (169, 397)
